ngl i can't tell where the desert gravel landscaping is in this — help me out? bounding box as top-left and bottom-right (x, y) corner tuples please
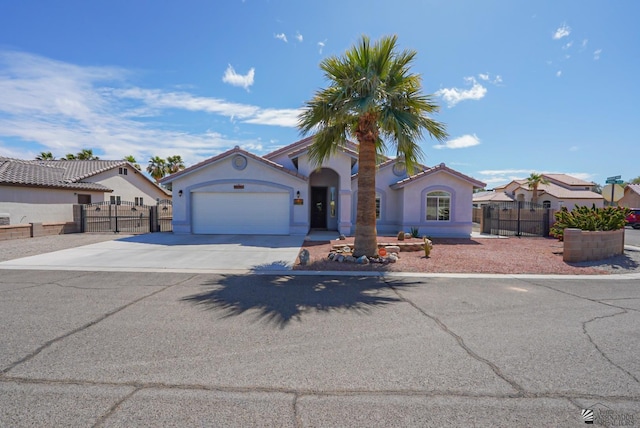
(294, 235), (640, 275)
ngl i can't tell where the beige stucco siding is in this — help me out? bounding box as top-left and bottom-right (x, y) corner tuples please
(92, 168), (168, 203)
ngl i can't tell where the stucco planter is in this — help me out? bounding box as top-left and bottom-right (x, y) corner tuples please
(562, 228), (625, 263)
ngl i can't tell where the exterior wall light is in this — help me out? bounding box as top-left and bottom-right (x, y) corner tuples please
(178, 190), (183, 197)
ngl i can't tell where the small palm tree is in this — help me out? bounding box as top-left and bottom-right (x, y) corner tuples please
(124, 155), (141, 171)
(77, 148), (99, 160)
(147, 156), (167, 183)
(63, 153), (77, 160)
(36, 151), (55, 160)
(166, 155), (186, 174)
(525, 172), (549, 205)
(298, 35), (447, 257)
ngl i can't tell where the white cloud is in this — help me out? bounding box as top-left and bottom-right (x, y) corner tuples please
(556, 70), (562, 77)
(222, 64), (255, 91)
(553, 24), (571, 40)
(275, 33), (288, 43)
(295, 31), (303, 42)
(318, 40), (326, 54)
(0, 50), (298, 166)
(562, 41), (573, 50)
(593, 49), (602, 60)
(478, 73), (489, 81)
(433, 134), (481, 150)
(435, 77), (487, 108)
(581, 39), (588, 50)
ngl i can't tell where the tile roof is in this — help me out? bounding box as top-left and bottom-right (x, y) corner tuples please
(537, 182), (602, 199)
(542, 173), (594, 187)
(391, 162), (486, 189)
(626, 184), (640, 196)
(472, 191), (515, 203)
(159, 146), (308, 183)
(0, 157), (114, 191)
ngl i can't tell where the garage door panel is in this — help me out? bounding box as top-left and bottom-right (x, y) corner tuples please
(192, 192), (289, 234)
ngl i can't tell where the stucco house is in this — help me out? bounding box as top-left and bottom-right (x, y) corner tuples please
(619, 184), (640, 208)
(160, 136), (486, 238)
(475, 173), (603, 211)
(0, 158), (171, 224)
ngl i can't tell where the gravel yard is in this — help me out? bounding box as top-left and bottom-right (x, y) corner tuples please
(294, 235), (640, 275)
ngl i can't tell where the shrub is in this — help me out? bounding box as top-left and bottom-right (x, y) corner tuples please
(397, 231), (405, 241)
(550, 205), (630, 240)
(410, 226), (420, 238)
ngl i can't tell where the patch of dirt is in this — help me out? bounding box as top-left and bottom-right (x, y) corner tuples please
(294, 236), (617, 275)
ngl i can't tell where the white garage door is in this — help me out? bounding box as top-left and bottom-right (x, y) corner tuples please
(191, 192), (290, 234)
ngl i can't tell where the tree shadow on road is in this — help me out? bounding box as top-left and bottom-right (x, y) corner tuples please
(181, 275), (418, 329)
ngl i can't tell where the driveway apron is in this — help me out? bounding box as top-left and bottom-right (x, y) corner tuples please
(0, 233), (305, 273)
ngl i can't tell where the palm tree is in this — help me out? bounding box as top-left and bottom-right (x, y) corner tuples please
(147, 156), (167, 183)
(63, 153), (77, 160)
(124, 155), (141, 171)
(76, 148), (99, 160)
(166, 155), (186, 174)
(525, 172), (549, 205)
(36, 151), (55, 160)
(298, 35), (447, 257)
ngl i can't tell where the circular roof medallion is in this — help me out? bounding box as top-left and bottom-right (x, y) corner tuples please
(392, 161), (406, 176)
(232, 155), (247, 170)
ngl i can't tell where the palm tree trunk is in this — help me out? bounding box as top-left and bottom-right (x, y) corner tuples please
(353, 134), (378, 257)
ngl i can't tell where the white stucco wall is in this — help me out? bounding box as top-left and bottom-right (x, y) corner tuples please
(169, 154), (307, 234)
(398, 171), (475, 238)
(92, 167), (169, 204)
(0, 186), (104, 224)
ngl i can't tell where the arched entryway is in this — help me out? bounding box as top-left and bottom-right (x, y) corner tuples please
(309, 168), (340, 230)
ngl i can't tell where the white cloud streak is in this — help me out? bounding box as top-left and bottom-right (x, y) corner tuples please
(433, 134), (481, 149)
(0, 50), (298, 165)
(295, 32), (303, 42)
(593, 49), (602, 60)
(553, 24), (571, 40)
(275, 33), (288, 43)
(222, 64), (255, 91)
(435, 77), (487, 108)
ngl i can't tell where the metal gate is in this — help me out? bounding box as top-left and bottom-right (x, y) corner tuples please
(482, 201), (550, 237)
(156, 199), (173, 232)
(82, 201), (151, 233)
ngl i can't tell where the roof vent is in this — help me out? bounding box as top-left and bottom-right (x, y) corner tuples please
(439, 162), (445, 167)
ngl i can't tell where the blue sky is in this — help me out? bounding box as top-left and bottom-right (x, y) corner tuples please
(0, 0), (637, 187)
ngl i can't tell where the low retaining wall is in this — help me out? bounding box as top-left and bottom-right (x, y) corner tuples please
(563, 228), (625, 262)
(0, 222), (79, 242)
(332, 242), (425, 252)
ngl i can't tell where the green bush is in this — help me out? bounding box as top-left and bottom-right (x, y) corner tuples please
(550, 205), (630, 240)
(410, 226), (420, 238)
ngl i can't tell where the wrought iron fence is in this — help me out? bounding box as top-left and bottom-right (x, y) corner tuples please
(482, 201), (550, 237)
(82, 200), (172, 233)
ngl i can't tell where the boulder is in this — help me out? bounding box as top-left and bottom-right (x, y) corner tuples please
(298, 249), (310, 266)
(385, 245), (401, 253)
(356, 255), (369, 264)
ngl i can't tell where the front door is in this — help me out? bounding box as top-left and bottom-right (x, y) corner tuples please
(310, 186), (327, 229)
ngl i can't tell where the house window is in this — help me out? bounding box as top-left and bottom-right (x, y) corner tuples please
(375, 193), (381, 220)
(110, 196), (121, 205)
(77, 194), (91, 204)
(542, 200), (551, 208)
(119, 167), (128, 175)
(329, 187), (336, 217)
(426, 191), (450, 221)
(135, 197), (144, 206)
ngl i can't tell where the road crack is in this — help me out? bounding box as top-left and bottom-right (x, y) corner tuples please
(385, 280), (527, 397)
(0, 275), (198, 376)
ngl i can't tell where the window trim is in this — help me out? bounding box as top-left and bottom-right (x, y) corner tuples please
(422, 188), (453, 222)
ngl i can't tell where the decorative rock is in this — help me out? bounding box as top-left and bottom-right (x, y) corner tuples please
(328, 252), (336, 261)
(385, 245), (401, 253)
(339, 234), (346, 240)
(388, 254), (398, 263)
(298, 249), (310, 266)
(356, 255), (369, 264)
(342, 245), (352, 253)
(337, 255), (345, 263)
(345, 255), (356, 263)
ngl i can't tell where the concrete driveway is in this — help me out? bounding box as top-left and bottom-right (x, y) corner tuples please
(0, 233), (305, 273)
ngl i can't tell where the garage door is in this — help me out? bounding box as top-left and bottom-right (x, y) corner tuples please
(191, 192), (290, 234)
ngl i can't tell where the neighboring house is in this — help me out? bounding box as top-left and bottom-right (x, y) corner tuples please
(619, 184), (640, 208)
(160, 136), (486, 237)
(472, 190), (515, 207)
(0, 158), (171, 224)
(475, 173), (604, 211)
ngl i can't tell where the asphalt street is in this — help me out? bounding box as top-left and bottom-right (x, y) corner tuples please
(1, 270), (639, 427)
